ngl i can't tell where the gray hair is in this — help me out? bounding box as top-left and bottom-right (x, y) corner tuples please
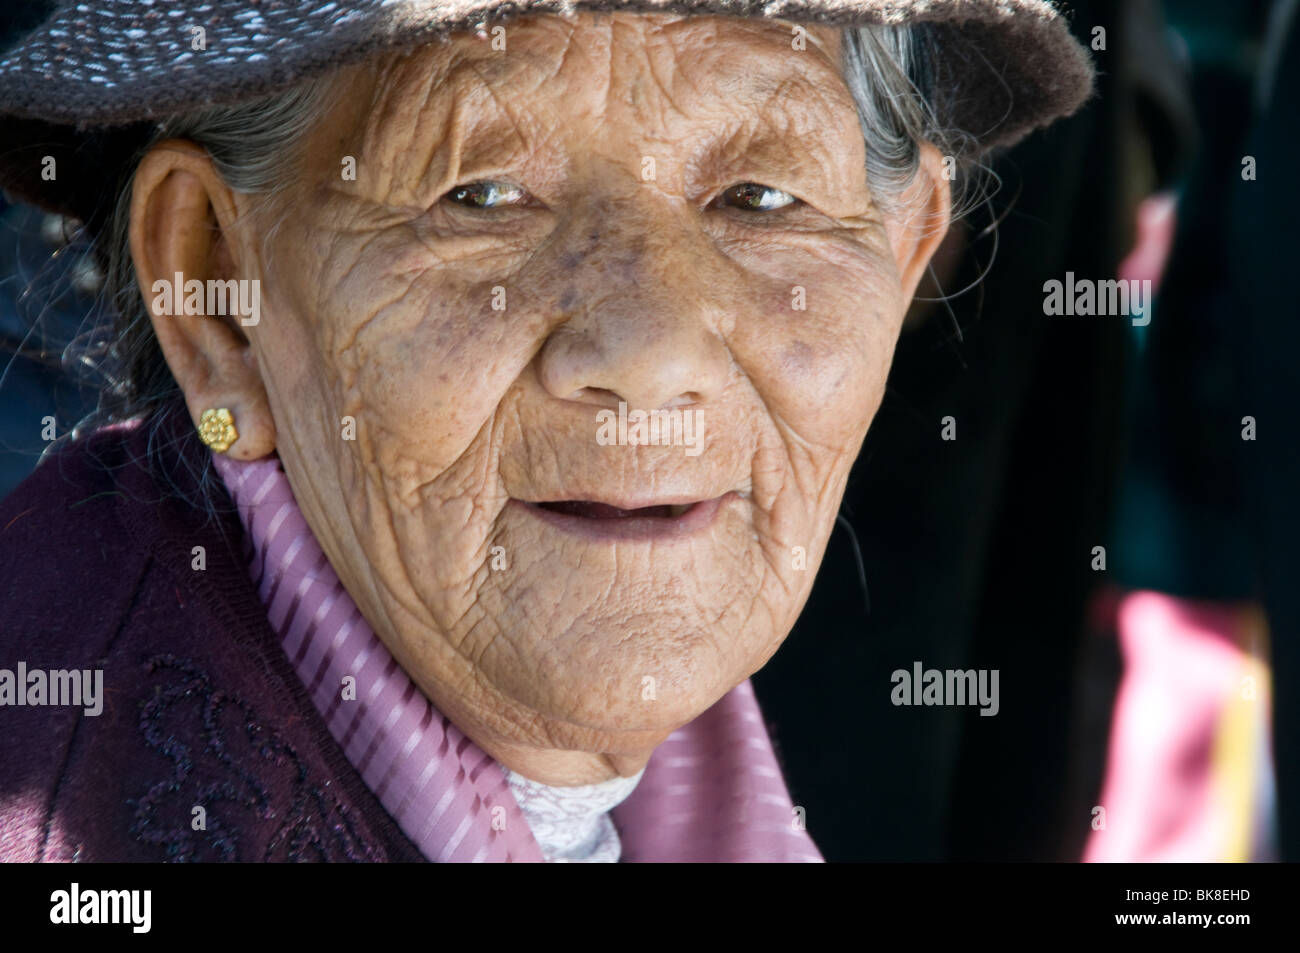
(65, 22), (984, 506)
(843, 24), (980, 218)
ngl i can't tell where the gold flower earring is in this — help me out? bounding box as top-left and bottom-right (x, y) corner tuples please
(198, 408), (239, 453)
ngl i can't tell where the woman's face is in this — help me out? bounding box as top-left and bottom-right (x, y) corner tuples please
(137, 12), (949, 784)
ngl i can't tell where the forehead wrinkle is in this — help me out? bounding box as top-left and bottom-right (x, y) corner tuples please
(552, 17), (602, 90)
(640, 23), (853, 139)
(464, 56), (543, 164)
(360, 44), (570, 207)
(652, 16), (844, 102)
(711, 40), (849, 116)
(350, 49), (460, 208)
(364, 73), (473, 209)
(673, 74), (861, 198)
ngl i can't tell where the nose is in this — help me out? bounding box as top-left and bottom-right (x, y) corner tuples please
(536, 224), (730, 413)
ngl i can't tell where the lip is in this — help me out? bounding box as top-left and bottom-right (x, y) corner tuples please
(509, 493), (736, 542)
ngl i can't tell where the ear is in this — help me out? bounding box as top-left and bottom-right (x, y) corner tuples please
(129, 139), (277, 460)
(886, 142), (953, 304)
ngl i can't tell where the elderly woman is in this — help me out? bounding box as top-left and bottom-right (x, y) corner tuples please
(0, 0), (1090, 862)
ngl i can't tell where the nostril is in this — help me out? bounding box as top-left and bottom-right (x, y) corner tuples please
(566, 386), (623, 407)
(568, 388), (700, 411)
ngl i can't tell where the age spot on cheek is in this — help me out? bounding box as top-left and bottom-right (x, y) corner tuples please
(558, 228), (601, 274)
(780, 340), (815, 379)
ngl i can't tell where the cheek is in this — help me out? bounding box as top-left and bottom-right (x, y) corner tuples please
(335, 270), (543, 474)
(734, 255), (904, 456)
(727, 252), (903, 597)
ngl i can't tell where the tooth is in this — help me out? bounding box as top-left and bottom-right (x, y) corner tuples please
(669, 503), (690, 518)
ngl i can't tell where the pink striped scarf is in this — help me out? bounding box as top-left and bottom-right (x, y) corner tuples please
(210, 451), (823, 863)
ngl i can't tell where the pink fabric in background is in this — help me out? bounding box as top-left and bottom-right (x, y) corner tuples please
(1084, 591), (1271, 862)
(1119, 192), (1178, 289)
(211, 451), (823, 862)
(1086, 195), (1277, 861)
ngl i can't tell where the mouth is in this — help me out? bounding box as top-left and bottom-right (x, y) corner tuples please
(511, 494), (734, 541)
(536, 500), (694, 519)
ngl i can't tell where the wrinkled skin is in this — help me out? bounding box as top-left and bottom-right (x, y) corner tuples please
(131, 13), (950, 785)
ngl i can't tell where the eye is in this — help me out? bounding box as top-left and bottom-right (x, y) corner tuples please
(713, 183), (798, 212)
(444, 181), (529, 208)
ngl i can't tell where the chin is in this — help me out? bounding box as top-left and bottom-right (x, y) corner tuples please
(489, 604), (762, 734)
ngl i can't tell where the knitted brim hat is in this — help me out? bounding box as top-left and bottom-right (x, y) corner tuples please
(0, 0), (1094, 228)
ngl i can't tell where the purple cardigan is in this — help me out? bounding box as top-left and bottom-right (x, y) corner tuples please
(0, 407), (424, 861)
